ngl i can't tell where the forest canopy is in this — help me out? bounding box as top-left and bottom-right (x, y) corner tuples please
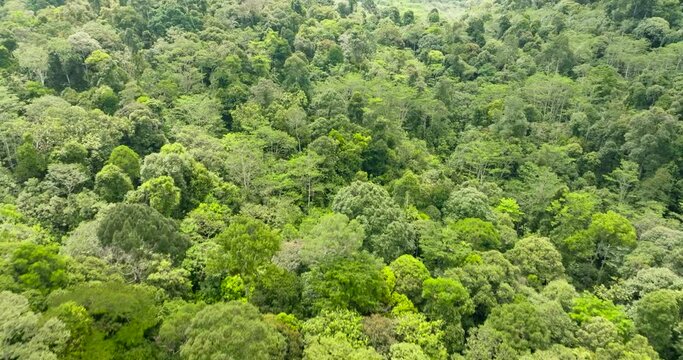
(1, 0), (683, 359)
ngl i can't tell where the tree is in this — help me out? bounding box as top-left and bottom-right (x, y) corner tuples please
(332, 181), (403, 239)
(287, 150), (324, 207)
(15, 87), (72, 144)
(49, 301), (95, 359)
(249, 264), (303, 315)
(443, 187), (492, 221)
(564, 211), (637, 286)
(300, 212), (365, 266)
(468, 299), (576, 358)
(14, 43), (49, 85)
(140, 144), (214, 213)
(622, 108), (681, 175)
(213, 215), (281, 280)
(91, 86), (120, 115)
(181, 240), (225, 302)
(402, 10), (415, 25)
(47, 281), (160, 358)
(97, 203), (189, 263)
(446, 251), (520, 322)
(634, 17), (671, 47)
(605, 160), (640, 203)
(302, 253), (390, 315)
(0, 291), (69, 359)
(107, 145), (141, 183)
(492, 96), (529, 138)
(180, 201), (232, 241)
(633, 289), (681, 358)
(263, 313), (304, 360)
(575, 316), (621, 352)
(303, 335), (383, 360)
(389, 255), (431, 306)
(130, 176), (182, 216)
(223, 134), (265, 194)
(15, 135), (46, 182)
(427, 8), (440, 23)
(542, 280), (578, 311)
(84, 50), (126, 91)
(537, 34), (576, 75)
(422, 277), (474, 352)
(445, 218), (501, 251)
(146, 258), (193, 299)
(389, 170), (429, 209)
(303, 309), (368, 349)
(180, 301), (285, 360)
(508, 164), (567, 231)
(9, 243), (69, 294)
(464, 325), (518, 360)
(282, 105), (310, 152)
(283, 52), (311, 93)
(467, 18), (486, 47)
(370, 220), (418, 263)
(506, 236), (565, 288)
(148, 0), (204, 36)
(522, 73), (574, 122)
(347, 91), (366, 124)
(569, 293), (634, 337)
(547, 191), (600, 242)
(595, 335), (660, 360)
(419, 220), (474, 271)
(339, 28), (375, 67)
(610, 267), (683, 304)
(166, 95), (226, 136)
(13, 179), (100, 235)
(448, 135), (520, 184)
(375, 18), (404, 47)
(495, 198), (523, 224)
(476, 301), (551, 355)
(393, 313), (447, 360)
(51, 141), (88, 166)
(607, 0), (646, 18)
(44, 163), (90, 196)
(331, 181), (408, 258)
(361, 314), (396, 355)
(95, 164), (133, 202)
(122, 106), (167, 156)
(520, 345), (592, 360)
(390, 342), (429, 360)
(157, 301), (206, 356)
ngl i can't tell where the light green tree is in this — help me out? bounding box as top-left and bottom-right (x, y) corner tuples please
(180, 301), (286, 360)
(95, 164), (133, 202)
(1, 291), (69, 359)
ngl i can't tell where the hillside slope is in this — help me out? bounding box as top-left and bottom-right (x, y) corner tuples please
(0, 0), (682, 359)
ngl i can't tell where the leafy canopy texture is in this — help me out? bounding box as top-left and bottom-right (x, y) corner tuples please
(97, 203), (189, 261)
(1, 0), (683, 358)
(180, 301), (286, 360)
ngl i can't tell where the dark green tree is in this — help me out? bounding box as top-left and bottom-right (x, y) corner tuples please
(97, 203), (189, 262)
(14, 135), (46, 182)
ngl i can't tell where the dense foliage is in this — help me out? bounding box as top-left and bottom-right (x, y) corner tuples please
(1, 0), (682, 358)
